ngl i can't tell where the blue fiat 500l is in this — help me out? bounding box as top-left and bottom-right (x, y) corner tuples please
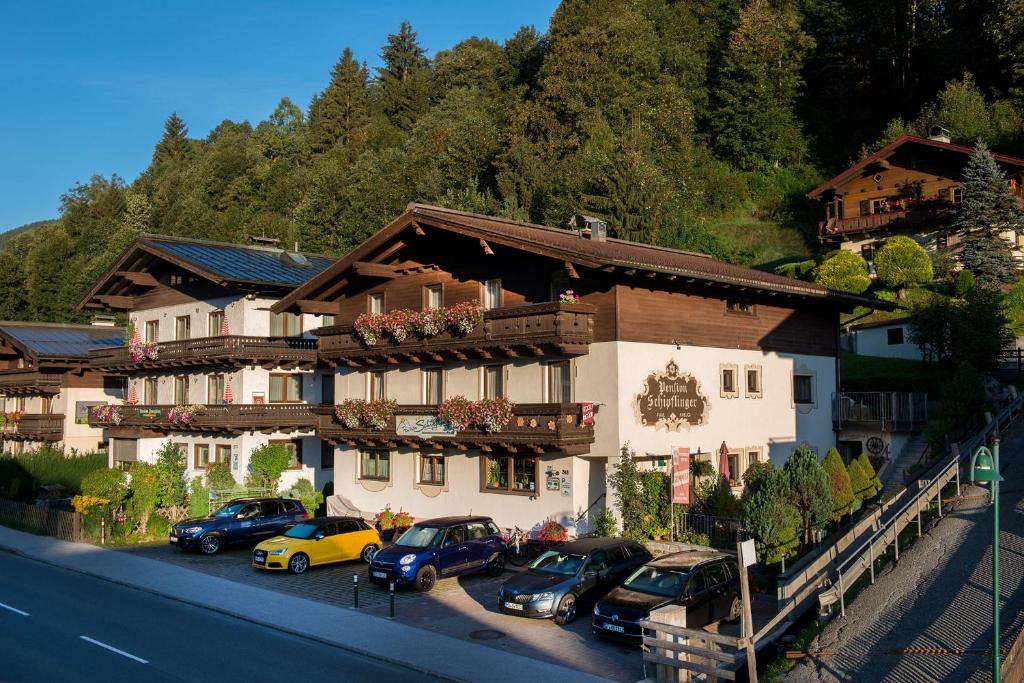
(368, 516), (506, 591)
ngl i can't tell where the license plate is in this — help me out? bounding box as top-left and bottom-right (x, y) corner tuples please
(169, 536), (178, 543)
(504, 602), (524, 611)
(603, 623), (625, 633)
(372, 571), (387, 579)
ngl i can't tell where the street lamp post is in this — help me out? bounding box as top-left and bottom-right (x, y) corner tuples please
(970, 439), (1004, 683)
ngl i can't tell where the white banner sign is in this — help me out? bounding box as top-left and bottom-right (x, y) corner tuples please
(395, 415), (457, 438)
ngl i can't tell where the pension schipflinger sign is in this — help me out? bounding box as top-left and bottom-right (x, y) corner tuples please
(634, 359), (709, 431)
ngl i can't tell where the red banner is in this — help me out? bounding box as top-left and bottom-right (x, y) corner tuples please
(672, 447), (690, 504)
(581, 402), (594, 425)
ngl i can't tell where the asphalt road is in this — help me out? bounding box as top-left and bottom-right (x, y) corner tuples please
(787, 427), (1024, 683)
(0, 551), (441, 683)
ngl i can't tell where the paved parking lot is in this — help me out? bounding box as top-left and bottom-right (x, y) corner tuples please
(117, 543), (643, 681)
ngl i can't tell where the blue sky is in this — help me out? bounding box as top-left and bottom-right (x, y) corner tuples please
(0, 1), (559, 231)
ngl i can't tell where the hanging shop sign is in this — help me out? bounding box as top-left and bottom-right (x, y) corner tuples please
(396, 414), (458, 438)
(634, 359), (709, 431)
(671, 447), (691, 504)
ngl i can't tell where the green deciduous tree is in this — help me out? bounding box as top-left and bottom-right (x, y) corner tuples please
(812, 251), (871, 293)
(246, 444), (293, 494)
(81, 468), (128, 506)
(153, 441), (187, 516)
(783, 445), (833, 545)
(127, 462), (159, 535)
(822, 448), (854, 520)
(608, 445), (644, 541)
(205, 460), (236, 492)
(873, 236), (933, 297)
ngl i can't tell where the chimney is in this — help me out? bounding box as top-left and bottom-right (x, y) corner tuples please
(568, 214), (608, 241)
(90, 314), (117, 327)
(928, 126), (952, 144)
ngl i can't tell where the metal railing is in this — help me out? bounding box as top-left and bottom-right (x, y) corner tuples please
(823, 390), (1023, 616)
(832, 391), (928, 430)
(673, 513), (746, 547)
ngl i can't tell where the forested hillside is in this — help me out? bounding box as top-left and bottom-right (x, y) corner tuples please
(7, 0), (1024, 323)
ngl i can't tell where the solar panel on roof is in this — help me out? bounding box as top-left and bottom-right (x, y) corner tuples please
(149, 240), (333, 287)
(0, 325), (124, 358)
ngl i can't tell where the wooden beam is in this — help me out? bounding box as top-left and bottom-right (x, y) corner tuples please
(498, 346), (519, 358)
(353, 261), (402, 279)
(623, 269), (636, 276)
(564, 261), (579, 279)
(95, 295), (134, 308)
(480, 239), (494, 255)
(295, 299), (341, 315)
(115, 271), (160, 287)
(412, 221), (426, 236)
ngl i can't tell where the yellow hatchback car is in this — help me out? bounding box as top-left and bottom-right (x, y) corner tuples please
(252, 516), (382, 574)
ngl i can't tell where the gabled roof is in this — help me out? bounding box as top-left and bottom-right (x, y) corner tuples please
(273, 203), (892, 312)
(78, 234), (335, 310)
(847, 316), (911, 332)
(0, 321), (125, 362)
(807, 135), (1024, 199)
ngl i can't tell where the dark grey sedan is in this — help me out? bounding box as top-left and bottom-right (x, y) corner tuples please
(497, 537), (651, 625)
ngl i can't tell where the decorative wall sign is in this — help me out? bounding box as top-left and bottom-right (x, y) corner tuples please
(866, 436), (885, 455)
(396, 415), (458, 438)
(75, 401), (104, 425)
(137, 408), (162, 420)
(671, 447), (690, 504)
(634, 360), (709, 431)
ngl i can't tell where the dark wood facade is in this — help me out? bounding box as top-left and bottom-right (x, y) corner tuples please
(1, 414), (65, 441)
(89, 403), (317, 436)
(89, 336), (318, 372)
(315, 403), (595, 456)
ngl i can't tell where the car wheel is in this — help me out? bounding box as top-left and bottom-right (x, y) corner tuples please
(726, 593), (742, 623)
(360, 544), (378, 563)
(554, 593), (577, 625)
(486, 553), (505, 577)
(288, 553), (310, 575)
(414, 565), (437, 592)
(199, 534), (222, 555)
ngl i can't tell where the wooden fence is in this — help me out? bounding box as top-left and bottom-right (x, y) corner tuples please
(0, 498), (81, 542)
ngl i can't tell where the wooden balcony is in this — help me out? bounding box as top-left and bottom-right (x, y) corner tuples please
(1, 414), (64, 441)
(88, 403), (317, 436)
(316, 302), (595, 367)
(818, 206), (953, 239)
(0, 369), (63, 395)
(316, 402), (596, 456)
(88, 336), (318, 372)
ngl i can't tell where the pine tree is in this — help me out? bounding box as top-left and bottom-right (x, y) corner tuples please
(309, 49), (371, 154)
(856, 453), (882, 497)
(953, 142), (1024, 283)
(711, 0), (813, 170)
(822, 448), (854, 521)
(153, 113), (189, 163)
(376, 22), (431, 130)
(743, 464), (799, 564)
(783, 445), (833, 545)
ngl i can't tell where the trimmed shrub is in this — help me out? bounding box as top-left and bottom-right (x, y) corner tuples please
(812, 251), (871, 293)
(81, 468), (128, 507)
(126, 462), (159, 534)
(592, 509), (618, 537)
(205, 460), (236, 492)
(284, 478), (324, 517)
(784, 445), (833, 544)
(954, 269), (976, 296)
(188, 479), (210, 518)
(743, 464), (799, 564)
(856, 453), (882, 496)
(874, 236), (933, 295)
(822, 449), (854, 520)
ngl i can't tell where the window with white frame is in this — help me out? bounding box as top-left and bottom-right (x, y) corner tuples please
(368, 293), (385, 314)
(745, 365), (762, 398)
(483, 279), (502, 310)
(361, 449), (391, 481)
(720, 364), (738, 398)
(424, 284), (442, 310)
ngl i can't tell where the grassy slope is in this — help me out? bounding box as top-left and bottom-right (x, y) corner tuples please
(840, 351), (953, 393)
(706, 209), (814, 268)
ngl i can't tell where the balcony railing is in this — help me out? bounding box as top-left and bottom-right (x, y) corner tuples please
(832, 392), (928, 431)
(818, 206), (953, 238)
(0, 370), (63, 396)
(0, 414), (65, 441)
(88, 404), (317, 435)
(317, 302), (595, 366)
(88, 336), (318, 372)
(316, 402), (596, 456)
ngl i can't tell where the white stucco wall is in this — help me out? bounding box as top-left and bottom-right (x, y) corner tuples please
(845, 323), (923, 361)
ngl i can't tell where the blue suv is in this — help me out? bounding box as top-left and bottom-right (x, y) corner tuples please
(170, 497), (308, 554)
(368, 516), (506, 591)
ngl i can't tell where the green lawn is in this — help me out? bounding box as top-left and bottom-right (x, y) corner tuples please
(840, 351), (953, 394)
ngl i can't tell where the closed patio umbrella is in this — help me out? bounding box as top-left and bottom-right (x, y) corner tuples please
(221, 315), (230, 336)
(126, 383), (139, 405)
(131, 327), (142, 346)
(718, 441), (730, 483)
(223, 381), (233, 404)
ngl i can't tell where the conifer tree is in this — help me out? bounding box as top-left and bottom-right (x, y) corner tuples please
(856, 453), (882, 497)
(954, 142), (1024, 283)
(376, 22), (431, 130)
(710, 0), (813, 170)
(743, 464), (799, 564)
(309, 49), (371, 154)
(822, 448), (854, 521)
(153, 113), (189, 163)
(783, 445), (833, 545)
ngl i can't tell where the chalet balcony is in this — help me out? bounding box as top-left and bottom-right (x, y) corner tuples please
(316, 302), (595, 367)
(832, 392), (928, 432)
(88, 336), (318, 372)
(88, 403), (317, 436)
(316, 402), (596, 456)
(818, 205), (954, 239)
(0, 369), (63, 396)
(1, 414), (64, 441)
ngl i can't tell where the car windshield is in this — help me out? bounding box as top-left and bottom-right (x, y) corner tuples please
(283, 523), (319, 540)
(396, 525), (445, 549)
(530, 551), (588, 576)
(213, 502), (246, 518)
(622, 566), (689, 598)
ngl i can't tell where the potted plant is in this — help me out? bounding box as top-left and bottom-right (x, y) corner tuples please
(539, 519), (568, 544)
(487, 460), (506, 488)
(392, 510), (414, 534)
(559, 290), (581, 304)
(438, 396), (474, 431)
(334, 399), (365, 429)
(361, 399), (397, 430)
(375, 507), (396, 541)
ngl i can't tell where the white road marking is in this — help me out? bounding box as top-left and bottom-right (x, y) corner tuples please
(0, 601), (30, 616)
(79, 636), (149, 664)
